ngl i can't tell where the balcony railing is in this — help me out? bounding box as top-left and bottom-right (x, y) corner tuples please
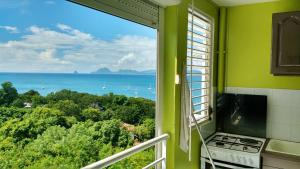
(82, 133), (169, 169)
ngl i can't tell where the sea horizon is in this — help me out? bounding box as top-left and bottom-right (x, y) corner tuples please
(0, 73), (156, 100)
(0, 72), (156, 75)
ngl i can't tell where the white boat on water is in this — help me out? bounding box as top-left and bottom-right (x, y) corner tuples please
(147, 84), (152, 90)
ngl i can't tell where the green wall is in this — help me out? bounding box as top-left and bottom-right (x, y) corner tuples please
(162, 0), (219, 168)
(163, 0), (300, 168)
(226, 0), (300, 90)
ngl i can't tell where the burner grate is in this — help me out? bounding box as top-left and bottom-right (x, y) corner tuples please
(239, 138), (259, 145)
(208, 134), (262, 153)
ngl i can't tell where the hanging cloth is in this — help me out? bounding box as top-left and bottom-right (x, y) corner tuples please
(179, 62), (192, 156)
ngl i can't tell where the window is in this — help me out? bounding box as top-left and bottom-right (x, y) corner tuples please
(0, 0), (158, 168)
(186, 7), (213, 124)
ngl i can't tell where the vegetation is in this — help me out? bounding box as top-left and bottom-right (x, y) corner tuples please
(0, 82), (155, 169)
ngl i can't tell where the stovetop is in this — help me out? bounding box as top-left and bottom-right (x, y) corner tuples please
(207, 134), (263, 153)
(201, 132), (266, 168)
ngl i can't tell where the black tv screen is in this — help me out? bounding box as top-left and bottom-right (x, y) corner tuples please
(216, 94), (267, 138)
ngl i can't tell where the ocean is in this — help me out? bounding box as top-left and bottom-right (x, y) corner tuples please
(0, 73), (156, 100)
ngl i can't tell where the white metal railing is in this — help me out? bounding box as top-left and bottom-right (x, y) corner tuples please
(82, 133), (169, 169)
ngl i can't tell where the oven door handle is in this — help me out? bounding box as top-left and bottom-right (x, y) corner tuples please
(204, 159), (256, 169)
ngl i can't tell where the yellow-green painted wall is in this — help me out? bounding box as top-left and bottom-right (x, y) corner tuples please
(226, 0), (300, 90)
(163, 0), (300, 168)
(162, 0), (219, 168)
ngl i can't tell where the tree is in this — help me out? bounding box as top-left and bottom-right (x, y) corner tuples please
(134, 119), (155, 141)
(0, 84), (156, 168)
(99, 109), (113, 121)
(118, 128), (133, 148)
(113, 106), (141, 124)
(22, 90), (40, 102)
(0, 82), (18, 106)
(112, 95), (128, 106)
(31, 95), (47, 107)
(51, 100), (80, 117)
(0, 107), (28, 124)
(100, 119), (121, 146)
(11, 98), (25, 108)
(80, 108), (101, 121)
(0, 107), (65, 142)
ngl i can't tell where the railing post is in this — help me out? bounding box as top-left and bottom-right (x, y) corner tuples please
(161, 139), (167, 169)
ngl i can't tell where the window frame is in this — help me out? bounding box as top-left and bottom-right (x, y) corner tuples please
(186, 6), (214, 126)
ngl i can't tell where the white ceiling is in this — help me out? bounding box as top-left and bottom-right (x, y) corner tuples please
(151, 0), (181, 7)
(212, 0), (279, 6)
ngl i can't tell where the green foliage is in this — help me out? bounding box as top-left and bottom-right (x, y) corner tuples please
(22, 90), (40, 102)
(51, 100), (80, 117)
(99, 109), (113, 121)
(0, 82), (18, 106)
(113, 105), (141, 124)
(135, 119), (155, 141)
(0, 82), (155, 168)
(108, 149), (155, 169)
(31, 95), (47, 107)
(11, 98), (25, 108)
(0, 107), (29, 124)
(100, 119), (121, 146)
(0, 107), (65, 143)
(81, 108), (102, 121)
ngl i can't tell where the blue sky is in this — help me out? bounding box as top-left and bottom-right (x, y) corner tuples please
(0, 0), (157, 73)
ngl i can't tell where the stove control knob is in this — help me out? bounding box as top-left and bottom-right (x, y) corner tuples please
(211, 152), (216, 157)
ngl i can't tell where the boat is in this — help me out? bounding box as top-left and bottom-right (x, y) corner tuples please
(147, 84), (152, 90)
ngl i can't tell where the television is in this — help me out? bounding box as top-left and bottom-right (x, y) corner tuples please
(216, 93), (267, 138)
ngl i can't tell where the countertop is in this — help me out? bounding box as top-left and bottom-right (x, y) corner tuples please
(261, 138), (300, 163)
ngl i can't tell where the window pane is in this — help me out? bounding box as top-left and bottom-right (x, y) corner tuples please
(187, 7), (213, 122)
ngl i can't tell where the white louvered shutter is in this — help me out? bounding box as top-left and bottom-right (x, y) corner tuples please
(187, 7), (213, 124)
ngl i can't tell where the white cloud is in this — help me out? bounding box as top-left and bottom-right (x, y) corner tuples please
(57, 23), (71, 31)
(0, 26), (19, 33)
(0, 24), (156, 73)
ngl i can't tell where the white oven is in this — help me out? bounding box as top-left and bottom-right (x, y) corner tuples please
(201, 158), (258, 169)
(201, 132), (265, 169)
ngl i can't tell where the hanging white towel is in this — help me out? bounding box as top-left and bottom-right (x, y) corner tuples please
(180, 63), (191, 154)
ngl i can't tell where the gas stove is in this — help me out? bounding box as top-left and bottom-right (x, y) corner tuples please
(201, 132), (266, 168)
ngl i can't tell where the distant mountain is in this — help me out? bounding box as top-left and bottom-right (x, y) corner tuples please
(141, 70), (156, 75)
(91, 68), (155, 75)
(91, 68), (112, 74)
(73, 70), (79, 74)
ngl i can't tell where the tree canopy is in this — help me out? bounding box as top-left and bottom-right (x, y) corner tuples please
(0, 82), (155, 169)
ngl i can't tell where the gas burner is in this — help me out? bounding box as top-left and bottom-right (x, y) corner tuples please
(212, 135), (237, 143)
(207, 140), (232, 149)
(216, 142), (225, 146)
(240, 138), (259, 145)
(222, 136), (229, 140)
(236, 138), (263, 147)
(207, 133), (264, 153)
(230, 144), (260, 153)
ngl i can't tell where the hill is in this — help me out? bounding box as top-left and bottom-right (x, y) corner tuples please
(91, 68), (156, 75)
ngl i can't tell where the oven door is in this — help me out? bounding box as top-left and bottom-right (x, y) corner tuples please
(202, 158), (258, 169)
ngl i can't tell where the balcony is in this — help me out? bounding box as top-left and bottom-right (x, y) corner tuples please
(82, 133), (169, 169)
